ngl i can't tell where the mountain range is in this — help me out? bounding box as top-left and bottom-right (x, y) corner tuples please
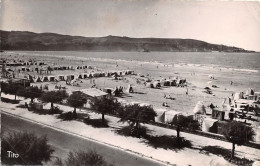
(0, 30), (253, 52)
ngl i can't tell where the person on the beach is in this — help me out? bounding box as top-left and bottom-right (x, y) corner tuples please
(231, 81), (233, 85)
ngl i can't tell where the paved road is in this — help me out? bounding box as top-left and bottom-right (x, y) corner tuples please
(1, 113), (165, 166)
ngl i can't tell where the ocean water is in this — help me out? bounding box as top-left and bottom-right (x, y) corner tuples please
(11, 51), (260, 72)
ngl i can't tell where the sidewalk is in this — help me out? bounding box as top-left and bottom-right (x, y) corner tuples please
(1, 95), (260, 166)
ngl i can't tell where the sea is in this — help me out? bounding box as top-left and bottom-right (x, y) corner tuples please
(7, 51), (260, 73)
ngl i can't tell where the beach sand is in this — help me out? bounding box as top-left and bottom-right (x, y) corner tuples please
(1, 51), (260, 116)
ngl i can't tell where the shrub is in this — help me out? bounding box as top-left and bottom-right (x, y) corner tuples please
(1, 131), (54, 165)
(65, 150), (111, 166)
(58, 112), (74, 121)
(117, 125), (149, 138)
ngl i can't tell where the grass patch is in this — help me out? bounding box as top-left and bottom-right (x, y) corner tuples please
(143, 135), (192, 151)
(83, 118), (109, 128)
(1, 97), (20, 104)
(201, 146), (253, 166)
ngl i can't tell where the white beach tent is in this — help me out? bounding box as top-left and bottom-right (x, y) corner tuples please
(202, 118), (218, 132)
(245, 88), (254, 96)
(154, 108), (166, 123)
(233, 92), (244, 100)
(125, 84), (134, 93)
(48, 76), (55, 82)
(193, 101), (206, 115)
(163, 110), (182, 124)
(152, 81), (161, 88)
(145, 82), (153, 88)
(208, 74), (214, 79)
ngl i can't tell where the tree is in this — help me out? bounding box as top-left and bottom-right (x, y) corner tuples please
(64, 150), (110, 166)
(67, 92), (87, 117)
(90, 96), (121, 124)
(40, 90), (68, 110)
(119, 104), (157, 137)
(17, 86), (43, 103)
(1, 81), (23, 100)
(1, 131), (54, 165)
(171, 115), (200, 140)
(222, 121), (255, 159)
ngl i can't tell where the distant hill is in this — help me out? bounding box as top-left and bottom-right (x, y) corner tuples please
(0, 30), (254, 52)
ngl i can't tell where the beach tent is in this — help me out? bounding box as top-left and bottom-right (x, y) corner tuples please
(163, 110), (182, 124)
(152, 81), (161, 88)
(26, 74), (34, 82)
(56, 75), (65, 81)
(83, 73), (88, 79)
(33, 76), (42, 82)
(48, 76), (55, 82)
(77, 74), (83, 79)
(105, 72), (111, 77)
(233, 92), (244, 100)
(117, 71), (122, 76)
(208, 74), (214, 79)
(202, 118), (218, 132)
(154, 108), (166, 123)
(126, 70), (134, 75)
(41, 76), (49, 82)
(193, 101), (206, 115)
(245, 88), (254, 96)
(162, 80), (171, 86)
(65, 75), (75, 81)
(125, 84), (134, 93)
(170, 80), (177, 86)
(88, 73), (93, 78)
(145, 82), (154, 88)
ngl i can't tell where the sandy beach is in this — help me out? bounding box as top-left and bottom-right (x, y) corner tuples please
(1, 51), (260, 117)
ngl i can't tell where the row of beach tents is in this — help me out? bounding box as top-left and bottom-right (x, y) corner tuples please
(26, 70), (135, 83)
(145, 78), (187, 88)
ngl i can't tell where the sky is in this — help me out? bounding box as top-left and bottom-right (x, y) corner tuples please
(0, 0), (260, 51)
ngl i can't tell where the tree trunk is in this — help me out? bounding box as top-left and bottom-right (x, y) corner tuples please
(231, 143), (235, 159)
(51, 102), (54, 110)
(73, 107), (77, 118)
(176, 126), (180, 139)
(102, 113), (105, 123)
(15, 94), (17, 101)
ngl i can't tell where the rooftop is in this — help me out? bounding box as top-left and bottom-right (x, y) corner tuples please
(75, 88), (108, 97)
